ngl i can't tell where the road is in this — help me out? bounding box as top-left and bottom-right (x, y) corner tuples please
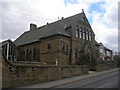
(18, 68), (119, 89)
(54, 70), (119, 89)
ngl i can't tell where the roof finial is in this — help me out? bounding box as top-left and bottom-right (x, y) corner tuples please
(82, 9), (84, 13)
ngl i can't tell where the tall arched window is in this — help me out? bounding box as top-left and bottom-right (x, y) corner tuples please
(86, 30), (89, 40)
(79, 27), (82, 38)
(26, 49), (29, 61)
(23, 51), (25, 61)
(76, 25), (79, 38)
(33, 47), (36, 61)
(89, 31), (92, 41)
(37, 49), (40, 62)
(21, 51), (24, 61)
(29, 50), (32, 61)
(83, 28), (86, 39)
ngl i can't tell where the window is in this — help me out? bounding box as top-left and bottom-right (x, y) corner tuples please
(107, 51), (111, 56)
(86, 30), (89, 40)
(76, 25), (79, 38)
(66, 45), (68, 55)
(83, 28), (86, 39)
(26, 49), (29, 61)
(37, 49), (40, 61)
(79, 27), (82, 38)
(2, 44), (7, 55)
(61, 43), (65, 52)
(61, 43), (68, 55)
(89, 31), (92, 41)
(100, 49), (103, 54)
(82, 17), (86, 22)
(47, 44), (51, 49)
(23, 51), (25, 61)
(29, 50), (32, 61)
(33, 47), (36, 60)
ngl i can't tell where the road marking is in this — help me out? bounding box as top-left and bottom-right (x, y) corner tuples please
(98, 83), (111, 88)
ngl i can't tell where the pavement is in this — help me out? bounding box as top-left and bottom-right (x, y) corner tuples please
(19, 68), (119, 88)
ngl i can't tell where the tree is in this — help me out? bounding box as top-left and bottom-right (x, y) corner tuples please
(78, 41), (97, 70)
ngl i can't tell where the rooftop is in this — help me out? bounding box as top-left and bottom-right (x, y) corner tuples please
(14, 11), (92, 46)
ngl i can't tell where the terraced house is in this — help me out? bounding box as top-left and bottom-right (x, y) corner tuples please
(14, 10), (97, 68)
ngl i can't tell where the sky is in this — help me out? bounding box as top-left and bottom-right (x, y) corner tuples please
(0, 0), (119, 52)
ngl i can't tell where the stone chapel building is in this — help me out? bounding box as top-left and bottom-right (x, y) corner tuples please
(14, 10), (98, 66)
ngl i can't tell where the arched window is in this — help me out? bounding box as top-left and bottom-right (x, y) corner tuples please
(83, 28), (86, 39)
(76, 25), (79, 38)
(82, 17), (86, 22)
(79, 27), (82, 38)
(21, 51), (23, 61)
(33, 47), (36, 60)
(23, 51), (25, 61)
(89, 31), (92, 41)
(37, 49), (40, 61)
(86, 30), (89, 40)
(26, 49), (29, 61)
(66, 45), (68, 55)
(29, 50), (32, 61)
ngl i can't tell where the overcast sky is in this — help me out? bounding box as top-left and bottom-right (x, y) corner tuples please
(0, 0), (119, 52)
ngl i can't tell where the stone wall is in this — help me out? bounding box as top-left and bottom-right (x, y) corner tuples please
(96, 62), (116, 71)
(2, 54), (89, 88)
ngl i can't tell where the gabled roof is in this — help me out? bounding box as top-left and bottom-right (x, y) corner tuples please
(14, 12), (92, 46)
(95, 42), (112, 51)
(1, 39), (17, 48)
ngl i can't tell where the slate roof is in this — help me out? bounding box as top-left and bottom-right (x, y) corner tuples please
(14, 12), (91, 46)
(104, 46), (112, 51)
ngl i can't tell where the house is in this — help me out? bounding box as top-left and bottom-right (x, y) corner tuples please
(14, 10), (97, 66)
(95, 42), (113, 63)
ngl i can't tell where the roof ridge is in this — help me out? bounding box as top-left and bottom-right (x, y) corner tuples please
(14, 12), (84, 46)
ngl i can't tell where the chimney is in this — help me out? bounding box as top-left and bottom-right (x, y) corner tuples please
(61, 17), (64, 19)
(58, 17), (59, 20)
(30, 23), (37, 31)
(46, 22), (49, 25)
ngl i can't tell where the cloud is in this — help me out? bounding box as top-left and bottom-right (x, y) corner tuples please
(0, 0), (119, 52)
(90, 0), (118, 51)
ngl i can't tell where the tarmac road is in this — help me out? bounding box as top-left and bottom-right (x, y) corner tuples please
(18, 68), (119, 90)
(54, 69), (119, 89)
